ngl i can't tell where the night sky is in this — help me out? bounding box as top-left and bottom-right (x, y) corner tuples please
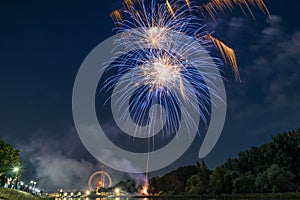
(1, 0), (300, 192)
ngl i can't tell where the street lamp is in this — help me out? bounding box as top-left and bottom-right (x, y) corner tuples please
(115, 188), (120, 196)
(13, 167), (19, 173)
(30, 180), (34, 191)
(30, 181), (37, 194)
(29, 180), (37, 193)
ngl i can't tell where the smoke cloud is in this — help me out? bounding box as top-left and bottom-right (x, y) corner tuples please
(17, 126), (146, 192)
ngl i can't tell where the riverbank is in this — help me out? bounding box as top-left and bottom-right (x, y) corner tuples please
(0, 188), (53, 200)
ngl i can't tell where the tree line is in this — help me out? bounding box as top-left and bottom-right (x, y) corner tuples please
(0, 137), (21, 187)
(148, 128), (300, 195)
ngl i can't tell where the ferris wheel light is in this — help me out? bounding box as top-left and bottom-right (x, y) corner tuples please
(88, 170), (112, 191)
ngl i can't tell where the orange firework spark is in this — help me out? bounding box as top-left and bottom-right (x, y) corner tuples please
(184, 0), (191, 9)
(110, 10), (122, 22)
(166, 0), (175, 18)
(124, 0), (141, 12)
(142, 184), (149, 195)
(125, 0), (134, 5)
(110, 0), (270, 84)
(201, 0), (271, 19)
(206, 34), (240, 81)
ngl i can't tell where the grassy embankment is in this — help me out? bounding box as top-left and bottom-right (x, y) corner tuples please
(0, 188), (53, 200)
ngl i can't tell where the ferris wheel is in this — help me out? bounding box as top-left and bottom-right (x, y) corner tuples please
(88, 170), (112, 191)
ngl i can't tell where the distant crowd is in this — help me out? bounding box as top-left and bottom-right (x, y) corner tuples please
(0, 172), (42, 196)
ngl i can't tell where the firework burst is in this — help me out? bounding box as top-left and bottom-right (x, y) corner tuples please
(107, 1), (209, 139)
(105, 0), (270, 139)
(100, 0), (271, 189)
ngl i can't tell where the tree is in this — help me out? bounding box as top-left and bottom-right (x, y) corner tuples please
(114, 179), (139, 194)
(255, 170), (270, 193)
(0, 137), (21, 176)
(270, 130), (300, 185)
(186, 160), (211, 194)
(233, 171), (255, 193)
(267, 164), (295, 192)
(148, 128), (300, 195)
(149, 165), (197, 195)
(186, 174), (202, 194)
(208, 166), (232, 194)
(255, 164), (295, 193)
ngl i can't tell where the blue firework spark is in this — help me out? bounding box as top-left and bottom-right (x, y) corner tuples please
(101, 0), (269, 139)
(102, 0), (221, 139)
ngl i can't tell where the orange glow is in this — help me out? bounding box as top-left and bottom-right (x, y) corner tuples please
(166, 0), (175, 18)
(184, 0), (191, 9)
(97, 180), (103, 189)
(206, 34), (240, 81)
(201, 0), (270, 20)
(110, 10), (122, 22)
(142, 186), (148, 195)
